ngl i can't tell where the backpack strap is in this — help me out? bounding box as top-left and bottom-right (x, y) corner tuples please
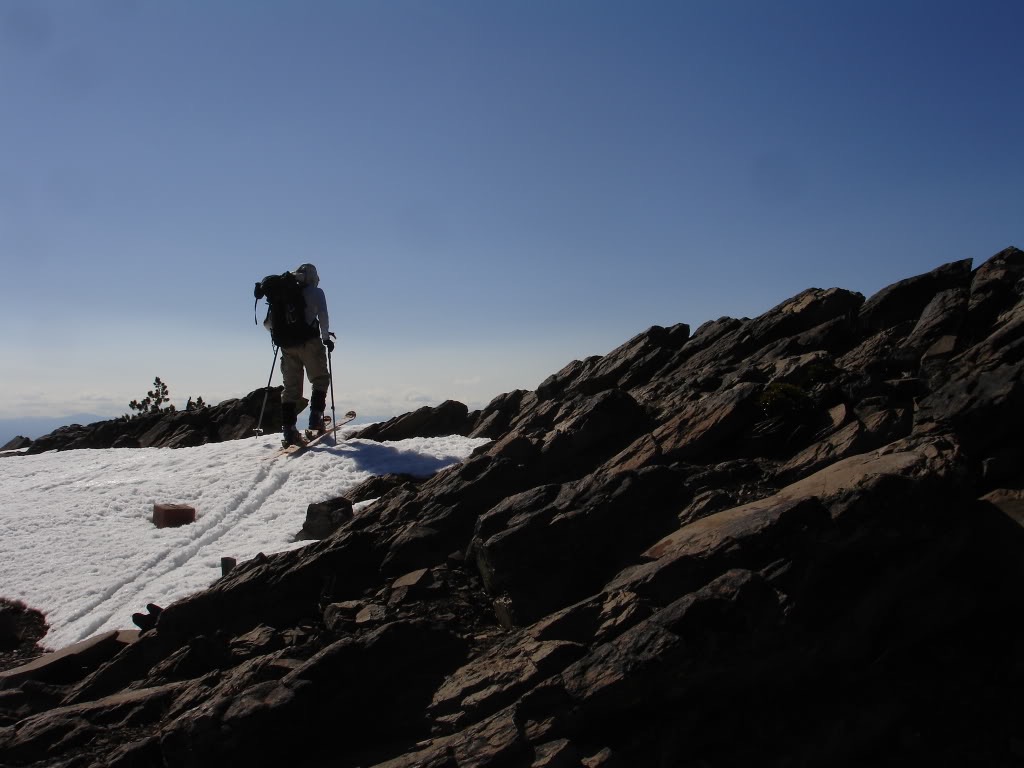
(253, 281), (264, 324)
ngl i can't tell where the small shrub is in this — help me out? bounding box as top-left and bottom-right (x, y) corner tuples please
(128, 377), (174, 417)
(126, 378), (206, 418)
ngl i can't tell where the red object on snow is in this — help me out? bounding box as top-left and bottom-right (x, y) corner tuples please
(153, 503), (196, 528)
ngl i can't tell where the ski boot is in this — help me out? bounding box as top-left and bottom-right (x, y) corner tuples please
(304, 389), (331, 441)
(304, 410), (332, 441)
(281, 401), (305, 448)
(282, 425), (306, 448)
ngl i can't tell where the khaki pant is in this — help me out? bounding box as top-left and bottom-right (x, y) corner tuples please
(280, 337), (330, 406)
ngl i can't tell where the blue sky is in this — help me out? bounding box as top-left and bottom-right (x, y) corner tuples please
(1, 0), (1021, 431)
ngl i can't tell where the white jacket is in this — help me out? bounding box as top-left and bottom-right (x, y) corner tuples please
(302, 284), (331, 342)
(262, 263), (331, 343)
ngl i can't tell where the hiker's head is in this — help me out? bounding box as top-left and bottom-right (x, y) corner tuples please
(293, 263), (320, 287)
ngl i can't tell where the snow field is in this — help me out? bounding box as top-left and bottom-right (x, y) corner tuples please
(0, 430), (490, 650)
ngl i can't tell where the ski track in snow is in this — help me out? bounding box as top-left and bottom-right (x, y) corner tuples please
(0, 430), (490, 649)
(59, 459), (291, 641)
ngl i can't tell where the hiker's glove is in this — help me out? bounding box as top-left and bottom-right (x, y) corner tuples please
(324, 338), (335, 353)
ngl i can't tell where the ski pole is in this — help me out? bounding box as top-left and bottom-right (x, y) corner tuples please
(327, 334), (338, 442)
(254, 344), (280, 436)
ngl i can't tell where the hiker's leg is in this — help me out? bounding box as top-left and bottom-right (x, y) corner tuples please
(300, 338), (331, 431)
(302, 338), (331, 395)
(280, 346), (305, 411)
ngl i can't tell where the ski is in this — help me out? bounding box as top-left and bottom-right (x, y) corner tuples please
(304, 413), (336, 443)
(267, 410), (357, 459)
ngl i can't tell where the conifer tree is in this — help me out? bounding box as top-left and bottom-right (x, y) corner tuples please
(129, 377), (173, 416)
(127, 378), (204, 417)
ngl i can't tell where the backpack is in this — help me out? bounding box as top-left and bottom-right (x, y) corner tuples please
(253, 271), (318, 348)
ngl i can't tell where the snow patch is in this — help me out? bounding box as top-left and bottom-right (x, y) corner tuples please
(0, 431), (489, 649)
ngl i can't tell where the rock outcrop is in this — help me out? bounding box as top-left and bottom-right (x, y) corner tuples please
(2, 247), (1023, 767)
(0, 437), (32, 452)
(24, 387), (288, 454)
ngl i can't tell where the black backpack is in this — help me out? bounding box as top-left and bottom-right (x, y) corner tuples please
(253, 272), (318, 348)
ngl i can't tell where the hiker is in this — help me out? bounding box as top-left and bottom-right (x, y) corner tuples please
(260, 263), (335, 445)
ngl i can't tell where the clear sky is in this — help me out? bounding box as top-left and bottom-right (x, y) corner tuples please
(1, 0), (1021, 424)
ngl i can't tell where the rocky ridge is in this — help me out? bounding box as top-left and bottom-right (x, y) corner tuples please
(13, 387), (289, 454)
(1, 247), (1023, 767)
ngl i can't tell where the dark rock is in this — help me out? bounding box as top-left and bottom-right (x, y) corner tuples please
(965, 246), (1024, 342)
(152, 529), (383, 642)
(229, 625), (284, 661)
(469, 389), (533, 439)
(429, 630), (585, 726)
(26, 387), (286, 453)
(899, 286), (968, 360)
(653, 382), (762, 462)
(146, 633), (230, 683)
(740, 287), (865, 356)
(859, 258), (973, 332)
(107, 735), (162, 768)
(0, 631), (130, 688)
(345, 473), (423, 503)
(381, 524), (447, 575)
(537, 356), (603, 402)
(323, 600), (364, 632)
(677, 488), (738, 524)
(472, 466), (691, 625)
(0, 600), (49, 677)
(111, 434), (141, 449)
(0, 436), (31, 451)
(531, 737), (580, 767)
(297, 496), (354, 540)
(537, 389), (650, 481)
(537, 324), (692, 402)
(913, 299), (1024, 477)
(355, 400), (474, 441)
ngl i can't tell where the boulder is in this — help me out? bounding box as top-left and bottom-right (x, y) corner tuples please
(652, 382), (762, 462)
(296, 497), (354, 540)
(0, 436), (31, 451)
(355, 400), (475, 441)
(858, 258), (973, 332)
(471, 466), (691, 625)
(965, 246), (1024, 341)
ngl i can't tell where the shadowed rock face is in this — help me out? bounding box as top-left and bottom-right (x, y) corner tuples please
(0, 437), (32, 452)
(2, 247), (1023, 768)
